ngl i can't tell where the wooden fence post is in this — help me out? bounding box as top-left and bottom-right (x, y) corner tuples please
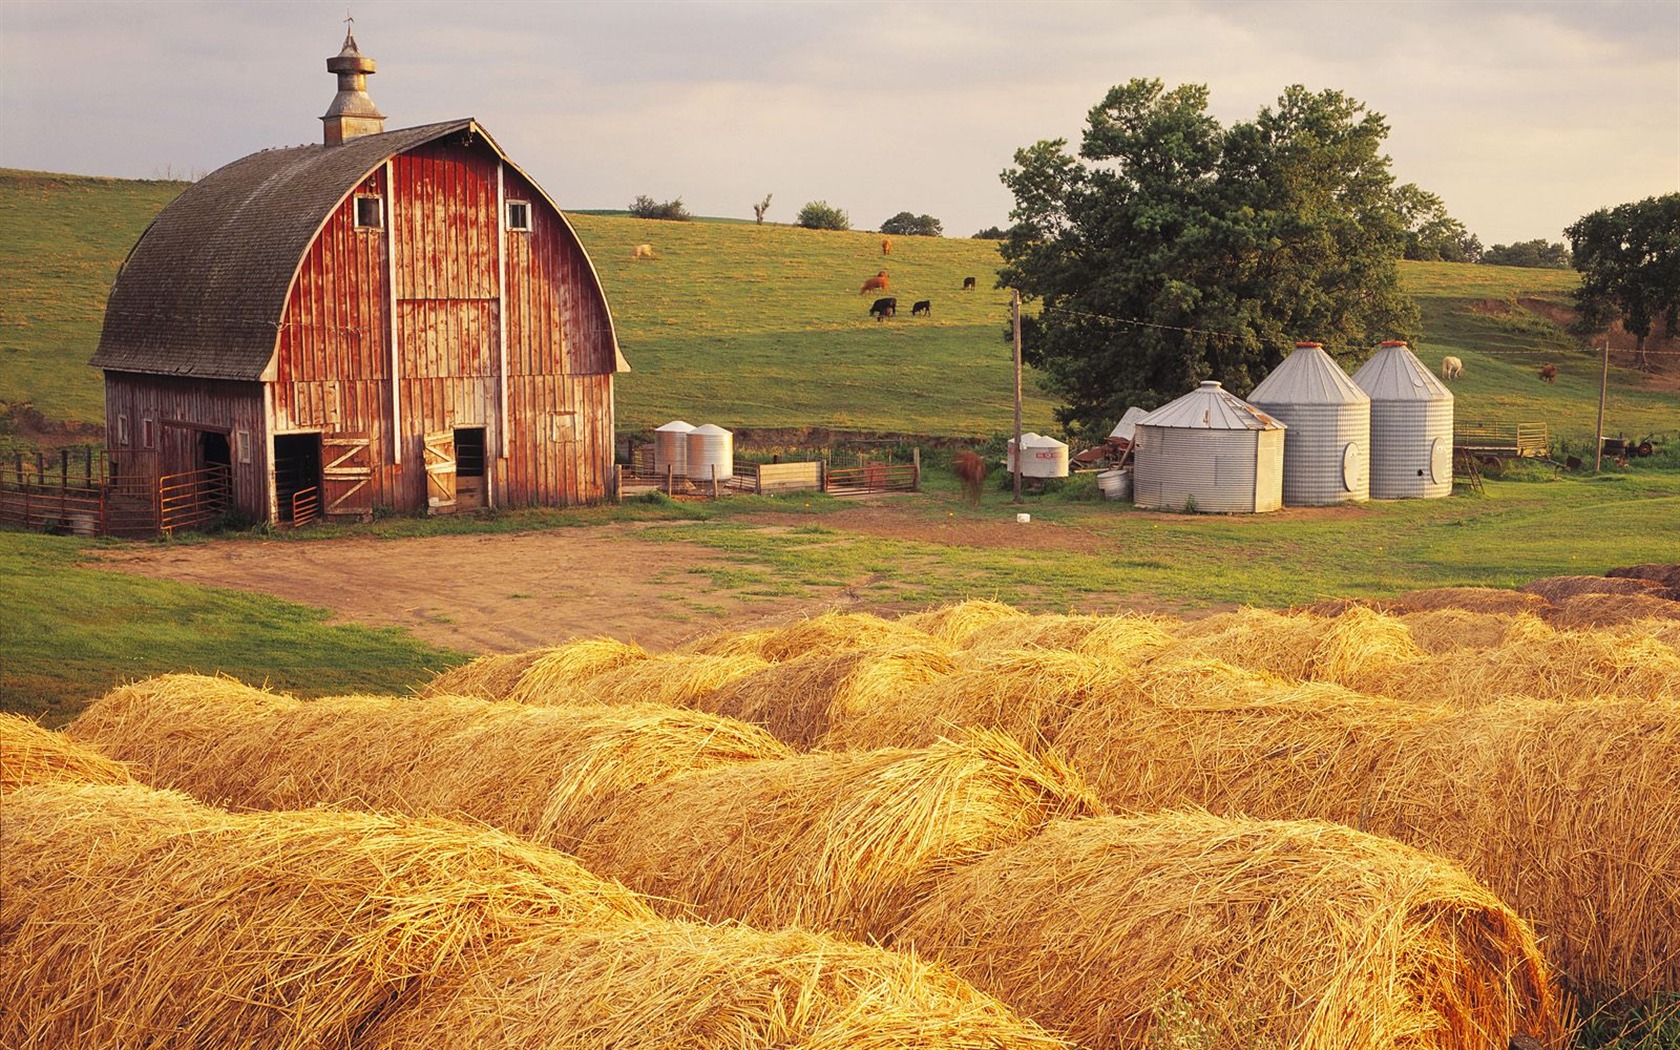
(911, 447), (921, 492)
(711, 463), (719, 500)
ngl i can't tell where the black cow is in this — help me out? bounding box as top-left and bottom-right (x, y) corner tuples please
(912, 300), (931, 317)
(962, 276), (977, 290)
(869, 296), (897, 321)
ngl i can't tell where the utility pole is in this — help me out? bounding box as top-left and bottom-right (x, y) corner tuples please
(1594, 341), (1609, 472)
(1011, 288), (1023, 504)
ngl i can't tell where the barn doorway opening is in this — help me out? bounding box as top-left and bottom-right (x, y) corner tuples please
(199, 430), (231, 472)
(274, 433), (322, 524)
(454, 426), (487, 510)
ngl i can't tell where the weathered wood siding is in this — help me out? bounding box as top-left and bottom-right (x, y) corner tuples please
(103, 373), (267, 520)
(502, 167), (617, 506)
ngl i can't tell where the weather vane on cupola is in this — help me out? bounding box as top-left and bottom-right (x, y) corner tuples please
(321, 11), (385, 145)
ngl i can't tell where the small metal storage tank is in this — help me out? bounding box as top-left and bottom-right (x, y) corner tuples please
(654, 420), (694, 477)
(1133, 381), (1285, 513)
(1008, 432), (1069, 478)
(1247, 342), (1371, 506)
(685, 423), (734, 482)
(1352, 340), (1454, 499)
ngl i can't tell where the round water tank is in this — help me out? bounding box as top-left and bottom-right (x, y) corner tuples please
(686, 424), (734, 482)
(1097, 467), (1133, 501)
(1008, 433), (1069, 478)
(654, 420), (694, 477)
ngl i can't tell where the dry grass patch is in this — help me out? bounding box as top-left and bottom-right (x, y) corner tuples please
(898, 813), (1568, 1050)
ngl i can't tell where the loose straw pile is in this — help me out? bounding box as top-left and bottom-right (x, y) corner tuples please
(898, 813), (1568, 1050)
(497, 637), (652, 702)
(898, 599), (1026, 645)
(680, 611), (934, 662)
(955, 612), (1175, 663)
(531, 651), (773, 710)
(1, 712), (131, 792)
(576, 730), (1105, 941)
(1162, 606), (1424, 693)
(70, 674), (790, 850)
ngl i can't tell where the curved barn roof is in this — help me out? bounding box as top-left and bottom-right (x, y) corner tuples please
(93, 119), (623, 381)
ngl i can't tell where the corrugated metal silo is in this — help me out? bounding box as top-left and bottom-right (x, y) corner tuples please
(686, 423), (734, 482)
(654, 420), (694, 477)
(1352, 340), (1454, 499)
(1133, 381), (1286, 513)
(1247, 342), (1371, 506)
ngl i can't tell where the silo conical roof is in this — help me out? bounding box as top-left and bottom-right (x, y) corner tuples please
(1248, 344), (1369, 406)
(1138, 381), (1285, 431)
(1108, 406), (1149, 442)
(1351, 341), (1453, 403)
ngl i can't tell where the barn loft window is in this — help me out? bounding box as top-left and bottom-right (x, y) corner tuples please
(236, 430), (252, 465)
(117, 414), (130, 447)
(354, 195), (384, 229)
(506, 200), (531, 231)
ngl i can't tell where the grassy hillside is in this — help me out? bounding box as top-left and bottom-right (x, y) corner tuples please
(0, 169), (1673, 444)
(0, 169), (190, 428)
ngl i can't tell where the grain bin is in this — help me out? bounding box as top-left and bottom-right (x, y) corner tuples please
(1108, 406), (1149, 448)
(1133, 381), (1285, 513)
(685, 424), (734, 482)
(1352, 341), (1453, 499)
(1006, 433), (1069, 478)
(653, 421), (693, 477)
(1247, 342), (1371, 506)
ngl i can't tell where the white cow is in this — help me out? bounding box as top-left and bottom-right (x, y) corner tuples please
(1441, 356), (1463, 381)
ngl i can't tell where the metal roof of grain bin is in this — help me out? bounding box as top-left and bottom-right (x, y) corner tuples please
(1351, 341), (1454, 499)
(1247, 342), (1371, 506)
(1108, 406), (1150, 445)
(686, 423), (734, 482)
(1133, 381), (1285, 513)
(654, 420), (695, 476)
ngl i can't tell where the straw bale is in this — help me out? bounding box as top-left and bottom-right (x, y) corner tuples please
(898, 598), (1026, 645)
(1366, 615), (1680, 705)
(1606, 562), (1680, 589)
(821, 648), (1125, 752)
(564, 651), (774, 711)
(70, 675), (791, 851)
(1387, 586), (1554, 615)
(955, 612), (1175, 661)
(1598, 617), (1680, 649)
(0, 781), (655, 1050)
(1520, 574), (1666, 603)
(676, 624), (783, 658)
(1056, 678), (1680, 1000)
(501, 637), (652, 703)
(422, 647), (557, 699)
(679, 611), (933, 663)
(576, 729), (1106, 941)
(1542, 591), (1680, 629)
(705, 641), (960, 748)
(1398, 608), (1524, 653)
(369, 919), (1069, 1050)
(898, 813), (1568, 1050)
(1158, 606), (1424, 693)
(0, 712), (132, 792)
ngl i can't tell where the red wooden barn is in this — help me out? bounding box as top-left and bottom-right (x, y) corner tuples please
(91, 31), (627, 529)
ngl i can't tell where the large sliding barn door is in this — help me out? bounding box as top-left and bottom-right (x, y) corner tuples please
(321, 434), (373, 516)
(423, 430), (457, 514)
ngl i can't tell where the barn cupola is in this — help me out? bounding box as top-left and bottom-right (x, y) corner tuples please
(320, 26), (386, 145)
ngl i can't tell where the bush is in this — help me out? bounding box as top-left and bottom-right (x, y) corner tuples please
(1480, 239), (1571, 268)
(628, 195), (692, 221)
(880, 212), (942, 237)
(796, 201), (850, 231)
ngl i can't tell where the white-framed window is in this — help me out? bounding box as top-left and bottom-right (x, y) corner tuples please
(141, 418), (155, 449)
(354, 195), (384, 229)
(236, 429), (252, 465)
(117, 414), (130, 447)
(506, 200), (531, 231)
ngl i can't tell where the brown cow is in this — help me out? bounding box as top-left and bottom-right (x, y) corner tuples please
(954, 450), (987, 506)
(882, 238), (892, 256)
(860, 270), (890, 295)
(1539, 364), (1558, 383)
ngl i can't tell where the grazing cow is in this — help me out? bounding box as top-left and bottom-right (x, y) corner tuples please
(912, 300), (931, 317)
(882, 238), (892, 256)
(962, 276), (977, 291)
(869, 297), (897, 321)
(954, 450), (987, 506)
(1538, 364), (1558, 383)
(860, 271), (890, 295)
(631, 243), (655, 260)
(1441, 356), (1463, 380)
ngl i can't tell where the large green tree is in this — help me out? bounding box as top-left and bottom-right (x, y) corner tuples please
(1565, 193), (1680, 370)
(999, 79), (1420, 436)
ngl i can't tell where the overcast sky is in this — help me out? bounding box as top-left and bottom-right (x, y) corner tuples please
(3, 0), (1676, 245)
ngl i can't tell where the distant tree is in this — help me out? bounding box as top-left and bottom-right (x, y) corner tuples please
(1480, 239), (1571, 269)
(1395, 184), (1482, 262)
(1566, 193), (1680, 369)
(972, 226), (1008, 240)
(629, 195), (692, 221)
(999, 78), (1418, 436)
(880, 212), (943, 237)
(752, 193), (773, 225)
(796, 200), (850, 231)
